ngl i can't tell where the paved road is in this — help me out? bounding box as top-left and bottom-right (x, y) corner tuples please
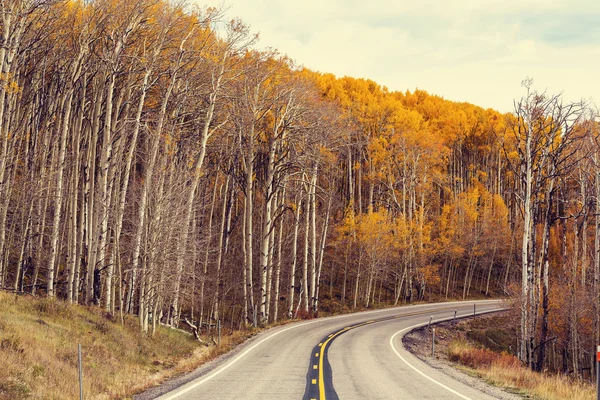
(139, 300), (504, 400)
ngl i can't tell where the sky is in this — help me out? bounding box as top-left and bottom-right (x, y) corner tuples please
(200, 0), (600, 113)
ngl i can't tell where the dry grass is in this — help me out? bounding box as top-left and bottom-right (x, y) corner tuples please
(448, 340), (595, 400)
(0, 292), (217, 399)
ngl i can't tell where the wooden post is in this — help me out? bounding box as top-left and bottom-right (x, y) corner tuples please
(78, 344), (83, 400)
(597, 345), (600, 400)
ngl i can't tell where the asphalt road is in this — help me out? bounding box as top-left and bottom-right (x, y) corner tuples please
(138, 300), (504, 400)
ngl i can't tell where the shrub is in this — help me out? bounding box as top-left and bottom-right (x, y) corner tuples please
(34, 297), (70, 317)
(447, 339), (502, 368)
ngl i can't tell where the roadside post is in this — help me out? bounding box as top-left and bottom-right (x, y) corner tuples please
(427, 316), (433, 329)
(432, 328), (435, 358)
(78, 344), (83, 400)
(217, 319), (221, 347)
(454, 310), (457, 321)
(597, 345), (599, 400)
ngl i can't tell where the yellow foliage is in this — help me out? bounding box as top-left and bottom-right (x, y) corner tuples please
(417, 264), (441, 286)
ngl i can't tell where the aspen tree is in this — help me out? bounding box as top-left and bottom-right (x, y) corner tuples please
(170, 17), (251, 326)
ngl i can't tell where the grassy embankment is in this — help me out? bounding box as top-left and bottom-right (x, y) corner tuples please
(0, 291), (253, 399)
(448, 340), (595, 400)
(414, 314), (595, 400)
(0, 288), (436, 400)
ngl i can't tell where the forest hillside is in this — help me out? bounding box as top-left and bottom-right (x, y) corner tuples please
(0, 290), (240, 399)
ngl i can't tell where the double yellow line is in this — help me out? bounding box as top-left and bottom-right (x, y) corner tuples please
(316, 320), (375, 399)
(313, 304), (476, 400)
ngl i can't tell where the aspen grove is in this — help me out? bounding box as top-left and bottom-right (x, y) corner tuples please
(0, 0), (599, 378)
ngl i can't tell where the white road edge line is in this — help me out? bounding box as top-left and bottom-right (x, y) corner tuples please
(160, 301), (503, 399)
(389, 308), (505, 400)
(159, 319), (321, 400)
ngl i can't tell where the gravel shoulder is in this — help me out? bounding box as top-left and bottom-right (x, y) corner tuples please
(403, 313), (525, 400)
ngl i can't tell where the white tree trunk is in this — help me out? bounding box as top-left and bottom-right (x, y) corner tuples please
(170, 48), (226, 325)
(47, 91), (74, 297)
(259, 138), (277, 324)
(309, 165), (318, 313)
(273, 184), (285, 322)
(287, 194), (302, 318)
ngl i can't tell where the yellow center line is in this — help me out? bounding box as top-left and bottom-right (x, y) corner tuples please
(316, 304), (478, 399)
(318, 324), (368, 399)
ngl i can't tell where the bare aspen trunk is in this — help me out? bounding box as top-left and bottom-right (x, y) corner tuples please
(581, 174), (588, 287)
(520, 110), (533, 366)
(287, 195), (302, 318)
(130, 69), (175, 316)
(342, 249), (349, 304)
(199, 178), (219, 327)
(0, 5), (27, 282)
(244, 127), (255, 324)
(96, 12), (142, 303)
(171, 46), (226, 326)
(368, 160), (374, 214)
(365, 269), (373, 308)
(314, 195), (332, 315)
(265, 191), (276, 322)
(259, 138), (277, 324)
(571, 208), (580, 377)
(213, 172), (232, 321)
(347, 145), (353, 210)
(357, 161), (362, 214)
(485, 242), (497, 296)
(140, 158), (167, 332)
(14, 203), (32, 291)
(272, 184), (285, 322)
(84, 81), (102, 305)
(353, 259), (361, 310)
(309, 165), (318, 314)
(536, 188), (553, 371)
(242, 195), (249, 324)
(47, 91), (74, 297)
(302, 178), (310, 313)
(96, 72), (117, 305)
(109, 69), (150, 311)
(67, 124), (82, 303)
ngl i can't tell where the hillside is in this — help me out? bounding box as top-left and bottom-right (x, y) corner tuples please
(0, 291), (220, 399)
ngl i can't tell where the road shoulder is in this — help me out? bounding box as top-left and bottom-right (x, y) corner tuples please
(403, 314), (523, 400)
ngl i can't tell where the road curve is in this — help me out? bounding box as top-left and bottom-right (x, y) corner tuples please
(137, 300), (504, 400)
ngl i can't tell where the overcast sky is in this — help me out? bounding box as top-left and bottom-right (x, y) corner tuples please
(201, 0), (599, 113)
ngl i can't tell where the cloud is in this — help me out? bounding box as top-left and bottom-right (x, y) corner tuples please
(199, 0), (600, 112)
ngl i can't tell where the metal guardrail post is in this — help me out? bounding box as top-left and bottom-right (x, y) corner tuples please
(432, 328), (435, 358)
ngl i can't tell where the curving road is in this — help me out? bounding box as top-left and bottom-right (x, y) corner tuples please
(137, 300), (504, 400)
